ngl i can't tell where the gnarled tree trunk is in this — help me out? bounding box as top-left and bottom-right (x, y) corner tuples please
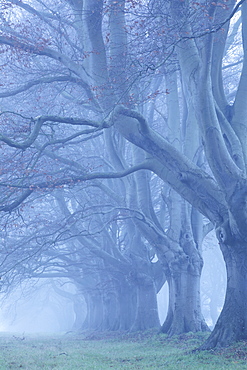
(161, 253), (208, 335)
(200, 223), (247, 349)
(131, 274), (160, 331)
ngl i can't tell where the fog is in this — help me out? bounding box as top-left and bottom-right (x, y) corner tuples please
(201, 232), (227, 328)
(0, 282), (77, 333)
(0, 231), (226, 335)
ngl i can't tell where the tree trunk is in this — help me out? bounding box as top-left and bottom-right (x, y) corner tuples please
(102, 288), (120, 331)
(82, 291), (104, 331)
(71, 296), (87, 332)
(131, 274), (160, 331)
(118, 281), (136, 331)
(200, 240), (247, 349)
(161, 255), (208, 335)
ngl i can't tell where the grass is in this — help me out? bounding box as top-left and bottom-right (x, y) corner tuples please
(0, 331), (246, 369)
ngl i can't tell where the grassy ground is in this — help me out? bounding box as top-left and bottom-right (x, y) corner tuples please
(0, 331), (246, 369)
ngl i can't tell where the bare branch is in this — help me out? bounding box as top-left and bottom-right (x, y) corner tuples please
(0, 162), (150, 191)
(0, 190), (33, 212)
(0, 115), (105, 150)
(0, 76), (86, 98)
(0, 35), (86, 78)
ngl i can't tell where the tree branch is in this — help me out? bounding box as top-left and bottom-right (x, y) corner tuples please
(0, 75), (92, 99)
(0, 162), (151, 191)
(0, 35), (86, 78)
(0, 115), (105, 150)
(0, 189), (33, 212)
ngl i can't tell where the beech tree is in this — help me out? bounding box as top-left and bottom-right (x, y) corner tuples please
(0, 0), (247, 349)
(0, 183), (164, 332)
(1, 1), (208, 338)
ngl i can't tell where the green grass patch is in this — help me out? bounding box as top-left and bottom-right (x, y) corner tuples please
(0, 331), (246, 369)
